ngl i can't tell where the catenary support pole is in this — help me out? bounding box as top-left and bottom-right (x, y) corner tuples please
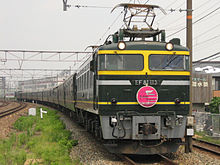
(185, 0), (193, 153)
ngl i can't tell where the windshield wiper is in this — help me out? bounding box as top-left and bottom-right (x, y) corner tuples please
(162, 55), (178, 69)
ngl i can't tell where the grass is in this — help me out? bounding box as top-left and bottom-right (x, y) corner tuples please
(195, 131), (220, 145)
(0, 106), (79, 165)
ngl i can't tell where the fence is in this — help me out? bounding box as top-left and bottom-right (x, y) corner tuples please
(194, 112), (220, 137)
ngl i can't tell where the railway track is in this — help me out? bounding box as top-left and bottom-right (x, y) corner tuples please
(192, 138), (220, 156)
(116, 154), (137, 165)
(0, 102), (27, 118)
(116, 154), (178, 165)
(158, 154), (179, 165)
(0, 101), (9, 107)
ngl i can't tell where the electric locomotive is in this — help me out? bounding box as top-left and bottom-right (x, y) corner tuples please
(84, 37), (191, 154)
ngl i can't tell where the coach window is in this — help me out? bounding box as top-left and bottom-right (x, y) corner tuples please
(83, 74), (86, 90)
(79, 78), (81, 91)
(86, 71), (89, 89)
(90, 72), (92, 88)
(82, 76), (83, 90)
(87, 72), (89, 89)
(79, 77), (81, 91)
(78, 78), (79, 90)
(87, 72), (90, 89)
(81, 76), (83, 90)
(80, 76), (82, 90)
(77, 78), (80, 90)
(84, 73), (87, 89)
(83, 74), (85, 90)
(79, 77), (80, 91)
(86, 72), (88, 89)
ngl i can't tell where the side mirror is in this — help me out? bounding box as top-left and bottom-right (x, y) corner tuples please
(90, 60), (94, 72)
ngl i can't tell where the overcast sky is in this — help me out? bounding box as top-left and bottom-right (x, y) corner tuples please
(0, 0), (220, 82)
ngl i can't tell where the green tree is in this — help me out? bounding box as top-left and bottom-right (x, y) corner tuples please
(209, 97), (220, 114)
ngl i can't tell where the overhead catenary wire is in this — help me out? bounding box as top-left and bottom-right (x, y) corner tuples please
(163, 0), (182, 10)
(194, 40), (220, 52)
(193, 51), (220, 64)
(193, 6), (220, 24)
(164, 0), (213, 28)
(193, 0), (220, 20)
(72, 0), (151, 9)
(180, 11), (220, 46)
(207, 55), (220, 62)
(144, 0), (150, 4)
(159, 0), (215, 34)
(95, 11), (124, 44)
(72, 1), (150, 45)
(161, 0), (219, 40)
(167, 6), (220, 38)
(193, 21), (220, 40)
(73, 4), (112, 9)
(193, 34), (220, 48)
(157, 0), (185, 23)
(129, 0), (151, 4)
(195, 0), (213, 11)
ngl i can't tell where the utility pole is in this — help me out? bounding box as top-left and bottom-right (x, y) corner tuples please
(185, 0), (193, 153)
(63, 0), (71, 11)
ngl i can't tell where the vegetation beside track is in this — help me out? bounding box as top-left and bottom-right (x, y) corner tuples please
(0, 106), (79, 165)
(195, 131), (220, 145)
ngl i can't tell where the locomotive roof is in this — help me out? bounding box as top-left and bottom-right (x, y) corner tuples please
(98, 41), (189, 52)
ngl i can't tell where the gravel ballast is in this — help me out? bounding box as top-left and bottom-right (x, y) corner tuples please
(59, 112), (127, 165)
(59, 112), (220, 165)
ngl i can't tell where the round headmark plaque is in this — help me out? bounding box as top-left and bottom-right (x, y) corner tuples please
(136, 86), (158, 108)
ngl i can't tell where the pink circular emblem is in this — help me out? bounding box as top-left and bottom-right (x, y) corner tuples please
(136, 86), (158, 108)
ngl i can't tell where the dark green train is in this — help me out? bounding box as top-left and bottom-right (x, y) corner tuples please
(16, 3), (194, 155)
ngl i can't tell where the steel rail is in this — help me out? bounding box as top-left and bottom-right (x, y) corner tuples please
(116, 154), (137, 165)
(193, 144), (220, 156)
(192, 138), (220, 156)
(158, 154), (179, 165)
(0, 101), (9, 107)
(192, 137), (220, 148)
(0, 102), (27, 118)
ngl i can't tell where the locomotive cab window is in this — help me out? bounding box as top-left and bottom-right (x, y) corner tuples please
(149, 54), (189, 71)
(98, 54), (144, 71)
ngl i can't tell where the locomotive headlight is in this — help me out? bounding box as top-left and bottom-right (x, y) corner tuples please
(175, 98), (181, 104)
(165, 42), (174, 51)
(111, 98), (117, 104)
(117, 41), (126, 50)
